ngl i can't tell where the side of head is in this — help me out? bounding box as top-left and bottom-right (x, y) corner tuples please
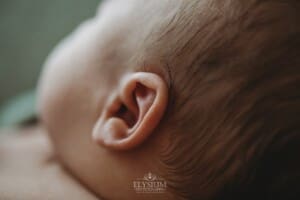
(38, 0), (300, 199)
(153, 0), (300, 199)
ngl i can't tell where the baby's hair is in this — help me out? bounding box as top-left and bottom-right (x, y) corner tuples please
(132, 0), (299, 199)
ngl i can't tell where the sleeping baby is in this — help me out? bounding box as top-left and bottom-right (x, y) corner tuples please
(1, 0), (299, 199)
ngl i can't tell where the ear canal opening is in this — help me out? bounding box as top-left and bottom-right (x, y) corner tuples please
(115, 104), (137, 128)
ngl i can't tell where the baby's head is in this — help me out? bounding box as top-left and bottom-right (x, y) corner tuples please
(38, 0), (300, 199)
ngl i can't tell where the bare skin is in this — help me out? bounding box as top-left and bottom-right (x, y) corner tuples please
(37, 1), (173, 199)
(0, 1), (176, 199)
(0, 124), (99, 200)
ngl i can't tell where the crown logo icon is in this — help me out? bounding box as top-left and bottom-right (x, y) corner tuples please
(143, 172), (157, 181)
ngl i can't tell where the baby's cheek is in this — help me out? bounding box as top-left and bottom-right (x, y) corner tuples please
(39, 70), (68, 125)
(39, 41), (85, 129)
(38, 58), (98, 145)
(39, 76), (82, 156)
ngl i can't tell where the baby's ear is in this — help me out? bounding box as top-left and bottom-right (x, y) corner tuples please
(92, 72), (168, 150)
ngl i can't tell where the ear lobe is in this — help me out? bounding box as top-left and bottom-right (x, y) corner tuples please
(92, 72), (168, 150)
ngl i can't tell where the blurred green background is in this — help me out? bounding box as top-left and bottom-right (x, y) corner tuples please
(0, 0), (100, 127)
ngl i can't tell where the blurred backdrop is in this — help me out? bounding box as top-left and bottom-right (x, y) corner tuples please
(0, 0), (99, 107)
(0, 0), (100, 127)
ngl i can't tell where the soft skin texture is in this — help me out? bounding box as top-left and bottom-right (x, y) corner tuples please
(0, 125), (98, 200)
(38, 1), (172, 200)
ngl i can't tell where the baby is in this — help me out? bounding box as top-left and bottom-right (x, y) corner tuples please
(1, 0), (300, 199)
